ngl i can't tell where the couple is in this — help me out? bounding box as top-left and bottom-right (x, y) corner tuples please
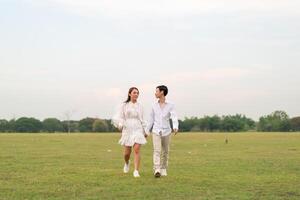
(113, 85), (179, 178)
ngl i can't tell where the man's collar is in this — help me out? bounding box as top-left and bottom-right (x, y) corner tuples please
(156, 99), (170, 104)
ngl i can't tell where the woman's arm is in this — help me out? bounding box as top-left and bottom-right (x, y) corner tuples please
(139, 105), (148, 136)
(112, 103), (125, 131)
(146, 106), (155, 135)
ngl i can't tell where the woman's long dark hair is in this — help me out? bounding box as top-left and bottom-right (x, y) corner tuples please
(124, 87), (139, 103)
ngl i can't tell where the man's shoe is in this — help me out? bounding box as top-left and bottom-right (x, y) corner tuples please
(154, 169), (161, 178)
(161, 169), (167, 176)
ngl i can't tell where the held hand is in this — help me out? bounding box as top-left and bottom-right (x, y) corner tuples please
(144, 130), (149, 138)
(173, 128), (178, 135)
(118, 123), (123, 132)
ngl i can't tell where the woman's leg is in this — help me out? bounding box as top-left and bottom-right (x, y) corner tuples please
(124, 146), (132, 164)
(133, 143), (141, 171)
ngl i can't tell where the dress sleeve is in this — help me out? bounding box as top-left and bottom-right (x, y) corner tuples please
(112, 103), (126, 130)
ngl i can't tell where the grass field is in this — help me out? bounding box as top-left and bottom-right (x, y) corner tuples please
(0, 133), (300, 200)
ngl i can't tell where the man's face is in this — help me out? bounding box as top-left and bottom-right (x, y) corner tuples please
(155, 88), (163, 98)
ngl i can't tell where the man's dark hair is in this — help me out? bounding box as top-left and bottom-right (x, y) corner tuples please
(157, 85), (168, 96)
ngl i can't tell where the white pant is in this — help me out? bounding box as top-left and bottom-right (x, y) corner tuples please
(152, 133), (171, 170)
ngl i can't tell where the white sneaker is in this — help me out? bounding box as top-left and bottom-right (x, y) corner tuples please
(123, 162), (130, 173)
(161, 169), (167, 176)
(133, 170), (140, 178)
(154, 169), (161, 178)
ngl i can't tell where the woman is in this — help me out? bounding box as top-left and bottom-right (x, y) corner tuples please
(112, 87), (148, 178)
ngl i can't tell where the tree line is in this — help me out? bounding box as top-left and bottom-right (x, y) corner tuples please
(0, 110), (300, 133)
(180, 111), (300, 132)
(0, 117), (116, 133)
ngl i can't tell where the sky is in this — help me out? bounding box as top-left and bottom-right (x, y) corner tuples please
(1, 0), (300, 121)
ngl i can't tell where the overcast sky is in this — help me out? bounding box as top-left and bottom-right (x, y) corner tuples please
(1, 0), (300, 121)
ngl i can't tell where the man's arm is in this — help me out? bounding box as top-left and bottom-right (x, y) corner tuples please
(170, 104), (179, 134)
(146, 106), (155, 135)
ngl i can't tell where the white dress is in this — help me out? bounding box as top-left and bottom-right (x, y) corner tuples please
(112, 102), (147, 146)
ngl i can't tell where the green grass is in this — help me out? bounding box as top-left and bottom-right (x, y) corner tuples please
(0, 133), (300, 200)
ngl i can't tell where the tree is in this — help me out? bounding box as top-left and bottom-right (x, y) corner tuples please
(199, 115), (221, 131)
(63, 110), (76, 133)
(92, 119), (109, 132)
(290, 117), (300, 131)
(0, 119), (9, 132)
(220, 114), (255, 132)
(42, 118), (63, 133)
(179, 117), (201, 132)
(242, 116), (256, 131)
(105, 119), (118, 132)
(221, 115), (244, 132)
(62, 120), (79, 133)
(14, 117), (43, 133)
(258, 111), (291, 132)
(8, 119), (16, 132)
(78, 118), (95, 132)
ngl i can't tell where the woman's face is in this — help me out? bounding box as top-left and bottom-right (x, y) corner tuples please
(129, 89), (139, 102)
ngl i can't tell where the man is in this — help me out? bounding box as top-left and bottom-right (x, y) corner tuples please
(147, 85), (179, 178)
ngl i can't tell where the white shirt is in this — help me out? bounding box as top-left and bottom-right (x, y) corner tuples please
(147, 100), (179, 136)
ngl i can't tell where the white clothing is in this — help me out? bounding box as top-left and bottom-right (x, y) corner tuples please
(112, 102), (147, 146)
(147, 100), (179, 136)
